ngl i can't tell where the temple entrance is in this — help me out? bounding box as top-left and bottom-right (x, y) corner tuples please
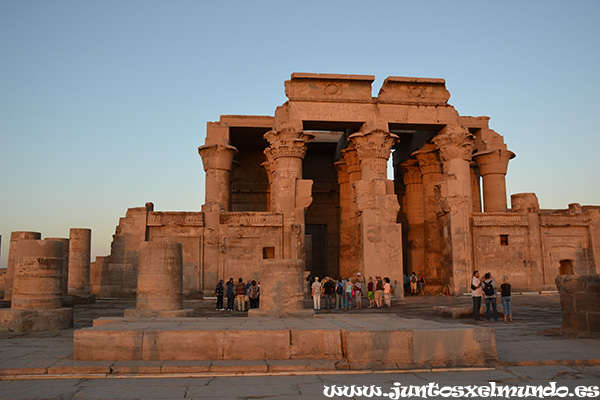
(305, 224), (328, 278)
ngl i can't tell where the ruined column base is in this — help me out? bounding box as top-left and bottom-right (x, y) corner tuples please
(123, 309), (194, 318)
(248, 309), (315, 319)
(0, 308), (73, 332)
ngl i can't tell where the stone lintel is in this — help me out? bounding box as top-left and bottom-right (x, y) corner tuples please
(290, 72), (375, 82)
(285, 73), (374, 102)
(378, 76), (450, 104)
(218, 115), (274, 128)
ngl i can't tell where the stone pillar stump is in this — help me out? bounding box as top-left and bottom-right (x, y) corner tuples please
(68, 228), (92, 297)
(4, 231), (41, 302)
(124, 241), (192, 317)
(248, 259), (314, 318)
(0, 240), (73, 332)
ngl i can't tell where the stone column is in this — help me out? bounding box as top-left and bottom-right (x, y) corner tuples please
(413, 144), (443, 287)
(348, 129), (403, 294)
(46, 238), (69, 298)
(4, 231), (41, 302)
(335, 160), (352, 278)
(400, 160), (425, 275)
(264, 128), (314, 260)
(125, 241), (192, 317)
(341, 144), (362, 277)
(248, 259), (313, 318)
(198, 143), (238, 212)
(433, 125), (474, 295)
(473, 149), (515, 213)
(0, 240), (73, 332)
(12, 240), (64, 310)
(470, 162), (482, 213)
(68, 228), (91, 297)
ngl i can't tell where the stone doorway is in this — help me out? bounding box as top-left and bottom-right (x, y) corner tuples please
(559, 259), (574, 275)
(305, 224), (328, 278)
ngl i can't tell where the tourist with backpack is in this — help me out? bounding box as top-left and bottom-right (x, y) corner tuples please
(482, 272), (498, 321)
(335, 277), (344, 310)
(410, 272), (418, 295)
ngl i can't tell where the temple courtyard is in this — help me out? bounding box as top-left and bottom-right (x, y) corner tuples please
(0, 293), (598, 399)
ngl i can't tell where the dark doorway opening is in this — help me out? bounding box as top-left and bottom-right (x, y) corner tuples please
(305, 224), (328, 278)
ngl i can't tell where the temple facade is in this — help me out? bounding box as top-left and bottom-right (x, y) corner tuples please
(91, 73), (600, 298)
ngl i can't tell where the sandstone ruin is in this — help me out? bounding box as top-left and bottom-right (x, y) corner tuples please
(88, 73), (599, 298)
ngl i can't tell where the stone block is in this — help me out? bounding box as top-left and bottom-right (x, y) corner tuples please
(0, 308), (72, 332)
(123, 308), (193, 318)
(210, 360), (268, 373)
(161, 360), (211, 373)
(223, 330), (291, 360)
(141, 330), (223, 360)
(290, 329), (343, 359)
(267, 359), (338, 372)
(413, 328), (496, 367)
(74, 329), (143, 360)
(343, 330), (413, 364)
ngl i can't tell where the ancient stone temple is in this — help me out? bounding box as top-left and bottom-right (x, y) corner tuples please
(91, 73), (600, 298)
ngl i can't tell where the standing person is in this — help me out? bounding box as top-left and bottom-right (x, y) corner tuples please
(215, 279), (224, 311)
(248, 280), (259, 309)
(471, 271), (482, 320)
(374, 276), (383, 308)
(482, 272), (498, 321)
(410, 272), (418, 295)
(356, 273), (366, 302)
(383, 277), (393, 308)
(500, 275), (512, 322)
(418, 273), (426, 295)
(335, 277), (344, 310)
(354, 278), (363, 309)
(344, 278), (354, 309)
(226, 278), (235, 311)
(311, 277), (322, 310)
(235, 278), (246, 312)
(323, 277), (335, 310)
(367, 276), (375, 308)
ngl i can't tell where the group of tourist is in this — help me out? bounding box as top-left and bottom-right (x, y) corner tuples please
(310, 275), (395, 310)
(471, 270), (513, 322)
(215, 278), (260, 311)
(405, 272), (427, 295)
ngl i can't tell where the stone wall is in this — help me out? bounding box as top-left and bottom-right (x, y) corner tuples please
(471, 198), (599, 292)
(555, 274), (600, 333)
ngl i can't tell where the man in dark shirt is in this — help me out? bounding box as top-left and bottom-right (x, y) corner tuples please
(323, 277), (335, 310)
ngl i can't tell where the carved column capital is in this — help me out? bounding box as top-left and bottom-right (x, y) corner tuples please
(261, 147), (275, 182)
(264, 128), (314, 160)
(198, 143), (238, 171)
(432, 125), (474, 162)
(413, 145), (442, 176)
(400, 159), (423, 185)
(348, 129), (398, 180)
(473, 148), (515, 176)
(341, 144), (361, 178)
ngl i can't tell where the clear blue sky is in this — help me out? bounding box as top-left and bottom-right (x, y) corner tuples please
(1, 0), (599, 268)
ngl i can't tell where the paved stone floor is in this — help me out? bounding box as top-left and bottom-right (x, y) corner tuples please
(1, 293), (599, 399)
